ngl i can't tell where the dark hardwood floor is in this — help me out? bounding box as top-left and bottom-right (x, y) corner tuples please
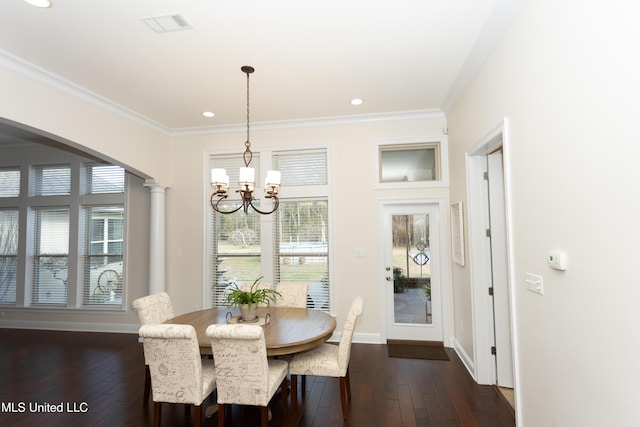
(0, 328), (514, 427)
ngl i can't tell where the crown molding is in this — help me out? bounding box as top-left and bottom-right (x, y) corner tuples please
(170, 109), (445, 137)
(0, 49), (170, 134)
(1, 48), (444, 138)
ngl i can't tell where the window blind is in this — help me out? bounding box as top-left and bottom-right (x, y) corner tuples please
(86, 164), (125, 194)
(209, 153), (262, 307)
(33, 208), (69, 305)
(0, 209), (19, 304)
(35, 165), (71, 196)
(274, 199), (329, 309)
(82, 206), (124, 306)
(273, 150), (327, 186)
(0, 168), (20, 198)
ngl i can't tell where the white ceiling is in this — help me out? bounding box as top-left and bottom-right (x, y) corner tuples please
(1, 0), (516, 137)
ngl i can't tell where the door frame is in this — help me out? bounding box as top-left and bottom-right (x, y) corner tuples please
(378, 198), (453, 347)
(465, 118), (519, 389)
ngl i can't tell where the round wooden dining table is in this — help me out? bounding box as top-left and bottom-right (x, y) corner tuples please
(164, 306), (337, 356)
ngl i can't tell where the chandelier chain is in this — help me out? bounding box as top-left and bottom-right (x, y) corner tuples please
(243, 68), (252, 167)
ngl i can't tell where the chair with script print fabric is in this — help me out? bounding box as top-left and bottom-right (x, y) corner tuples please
(206, 324), (289, 427)
(132, 292), (175, 406)
(289, 296), (363, 420)
(139, 324), (217, 427)
(274, 283), (309, 308)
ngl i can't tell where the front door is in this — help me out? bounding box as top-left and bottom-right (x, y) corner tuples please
(382, 203), (442, 341)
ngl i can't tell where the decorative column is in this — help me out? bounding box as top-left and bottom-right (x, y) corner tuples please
(144, 183), (167, 295)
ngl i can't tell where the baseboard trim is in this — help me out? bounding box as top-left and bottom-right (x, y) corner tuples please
(0, 319), (139, 334)
(453, 338), (476, 379)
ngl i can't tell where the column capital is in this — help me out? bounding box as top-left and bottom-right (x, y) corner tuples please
(143, 181), (168, 192)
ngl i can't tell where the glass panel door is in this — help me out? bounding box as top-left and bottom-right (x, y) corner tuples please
(383, 202), (442, 342)
(392, 214), (432, 325)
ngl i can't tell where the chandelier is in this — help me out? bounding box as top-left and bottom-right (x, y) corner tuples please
(210, 66), (281, 215)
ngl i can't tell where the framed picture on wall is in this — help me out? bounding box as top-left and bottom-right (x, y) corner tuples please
(451, 202), (465, 266)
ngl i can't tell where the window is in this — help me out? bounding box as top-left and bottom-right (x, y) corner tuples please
(0, 160), (126, 309)
(0, 168), (20, 198)
(209, 154), (262, 306)
(379, 143), (439, 183)
(209, 148), (330, 311)
(32, 208), (70, 305)
(0, 209), (18, 303)
(35, 165), (71, 196)
(375, 138), (449, 189)
(86, 164), (125, 194)
(275, 200), (329, 309)
(83, 207), (124, 305)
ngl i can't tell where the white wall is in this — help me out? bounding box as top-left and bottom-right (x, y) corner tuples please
(165, 115), (449, 339)
(0, 53), (172, 184)
(447, 0), (640, 425)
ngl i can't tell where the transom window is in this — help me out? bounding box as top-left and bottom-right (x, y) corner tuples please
(375, 138), (449, 189)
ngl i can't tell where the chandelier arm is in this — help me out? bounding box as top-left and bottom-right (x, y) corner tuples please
(248, 195), (280, 215)
(210, 193), (245, 214)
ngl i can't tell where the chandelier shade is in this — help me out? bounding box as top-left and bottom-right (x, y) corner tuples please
(210, 66), (281, 215)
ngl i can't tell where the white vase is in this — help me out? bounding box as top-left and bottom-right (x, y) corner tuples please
(239, 304), (257, 321)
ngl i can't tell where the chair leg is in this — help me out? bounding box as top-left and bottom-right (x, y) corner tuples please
(345, 367), (352, 399)
(218, 403), (226, 427)
(194, 404), (202, 427)
(339, 377), (348, 420)
(291, 374), (298, 407)
(143, 365), (151, 406)
(301, 375), (306, 395)
(260, 406), (269, 427)
(281, 378), (288, 416)
(153, 402), (161, 427)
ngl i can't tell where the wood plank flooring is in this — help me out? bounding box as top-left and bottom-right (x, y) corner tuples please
(0, 328), (514, 427)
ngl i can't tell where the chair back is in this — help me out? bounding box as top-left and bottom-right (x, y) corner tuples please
(275, 283), (309, 308)
(132, 292), (175, 325)
(138, 324), (206, 404)
(206, 324), (271, 407)
(337, 297), (364, 374)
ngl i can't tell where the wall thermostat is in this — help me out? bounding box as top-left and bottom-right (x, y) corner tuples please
(547, 251), (567, 271)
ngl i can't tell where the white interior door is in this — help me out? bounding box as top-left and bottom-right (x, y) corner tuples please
(488, 150), (514, 388)
(382, 203), (443, 342)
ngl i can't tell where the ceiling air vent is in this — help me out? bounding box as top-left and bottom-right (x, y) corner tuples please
(142, 14), (193, 33)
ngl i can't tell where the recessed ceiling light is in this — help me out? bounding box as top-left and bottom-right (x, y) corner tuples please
(202, 111), (215, 118)
(350, 98), (364, 106)
(24, 0), (51, 7)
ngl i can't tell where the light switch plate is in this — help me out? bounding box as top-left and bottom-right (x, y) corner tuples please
(525, 272), (544, 295)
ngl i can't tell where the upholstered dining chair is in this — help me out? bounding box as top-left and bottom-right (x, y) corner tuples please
(274, 283), (309, 308)
(132, 292), (175, 406)
(206, 324), (289, 427)
(139, 324), (217, 427)
(289, 296), (363, 420)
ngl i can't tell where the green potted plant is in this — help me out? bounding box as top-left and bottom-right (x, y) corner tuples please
(224, 276), (281, 321)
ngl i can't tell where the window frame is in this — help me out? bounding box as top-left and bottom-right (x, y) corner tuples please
(373, 136), (450, 190)
(206, 145), (332, 313)
(0, 158), (127, 311)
